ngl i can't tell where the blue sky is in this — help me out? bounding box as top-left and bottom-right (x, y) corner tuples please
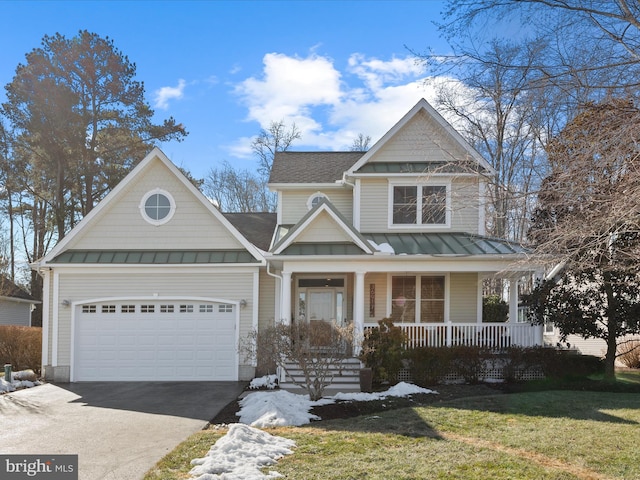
(1, 1), (450, 178)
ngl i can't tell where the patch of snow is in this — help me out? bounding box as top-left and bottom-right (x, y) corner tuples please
(194, 383), (438, 480)
(237, 390), (322, 427)
(189, 423), (295, 480)
(249, 374), (278, 390)
(332, 382), (436, 402)
(237, 382), (437, 428)
(0, 370), (41, 394)
(368, 239), (395, 254)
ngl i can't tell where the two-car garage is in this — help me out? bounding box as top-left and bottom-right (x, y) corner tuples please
(73, 299), (238, 381)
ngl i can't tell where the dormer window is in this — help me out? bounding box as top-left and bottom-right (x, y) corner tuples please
(390, 183), (449, 227)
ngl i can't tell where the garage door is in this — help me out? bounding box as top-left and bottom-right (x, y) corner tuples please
(74, 300), (237, 381)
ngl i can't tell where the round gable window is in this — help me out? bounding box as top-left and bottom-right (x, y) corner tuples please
(307, 192), (329, 210)
(140, 189), (175, 225)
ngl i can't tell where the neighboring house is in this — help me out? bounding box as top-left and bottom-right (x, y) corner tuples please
(0, 275), (39, 327)
(33, 99), (542, 383)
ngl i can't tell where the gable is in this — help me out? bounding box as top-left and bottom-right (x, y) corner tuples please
(67, 158), (244, 251)
(365, 110), (466, 165)
(41, 149), (264, 265)
(348, 99), (494, 176)
(272, 200), (374, 255)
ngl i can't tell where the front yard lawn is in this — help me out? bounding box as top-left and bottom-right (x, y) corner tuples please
(145, 387), (640, 480)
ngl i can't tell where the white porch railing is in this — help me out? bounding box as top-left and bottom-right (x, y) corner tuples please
(364, 322), (542, 349)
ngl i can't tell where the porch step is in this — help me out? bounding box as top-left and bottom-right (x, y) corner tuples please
(279, 357), (363, 395)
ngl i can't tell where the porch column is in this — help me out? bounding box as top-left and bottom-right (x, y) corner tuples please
(353, 271), (365, 355)
(509, 278), (519, 323)
(281, 271), (292, 325)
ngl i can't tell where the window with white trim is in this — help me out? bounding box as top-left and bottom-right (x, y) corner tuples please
(218, 304), (233, 313)
(101, 305), (116, 313)
(82, 305), (97, 314)
(161, 304), (175, 313)
(391, 275), (445, 323)
(140, 189), (176, 225)
(391, 184), (448, 226)
(199, 304), (214, 313)
(180, 304), (194, 313)
(307, 192), (329, 210)
(121, 305), (136, 313)
(141, 305), (155, 313)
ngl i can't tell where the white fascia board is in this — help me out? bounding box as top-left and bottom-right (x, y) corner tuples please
(268, 183), (350, 190)
(0, 296), (40, 305)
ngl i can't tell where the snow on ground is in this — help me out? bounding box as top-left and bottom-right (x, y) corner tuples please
(0, 370), (41, 394)
(248, 374), (278, 390)
(190, 423), (295, 480)
(237, 381), (436, 428)
(192, 381), (437, 479)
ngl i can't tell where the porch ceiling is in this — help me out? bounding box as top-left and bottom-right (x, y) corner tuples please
(365, 232), (528, 256)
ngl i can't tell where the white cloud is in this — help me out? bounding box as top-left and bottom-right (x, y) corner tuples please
(154, 79), (186, 110)
(230, 52), (464, 156)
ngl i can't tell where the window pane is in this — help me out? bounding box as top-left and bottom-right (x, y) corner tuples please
(391, 276), (416, 322)
(421, 276), (445, 323)
(393, 186), (417, 224)
(422, 185), (447, 224)
(145, 193), (171, 220)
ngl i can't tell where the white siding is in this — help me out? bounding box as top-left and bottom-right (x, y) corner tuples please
(281, 189), (352, 225)
(0, 300), (31, 326)
(70, 161), (245, 251)
(449, 273), (478, 323)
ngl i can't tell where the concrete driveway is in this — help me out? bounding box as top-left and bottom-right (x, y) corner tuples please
(0, 381), (245, 479)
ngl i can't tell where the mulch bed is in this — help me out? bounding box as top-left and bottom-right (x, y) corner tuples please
(207, 383), (505, 426)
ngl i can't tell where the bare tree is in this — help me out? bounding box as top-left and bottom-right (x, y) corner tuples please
(527, 98), (640, 380)
(242, 321), (355, 401)
(252, 120), (301, 177)
(439, 1), (640, 94)
(203, 161), (275, 213)
(350, 133), (371, 152)
(419, 39), (549, 241)
(204, 120), (300, 213)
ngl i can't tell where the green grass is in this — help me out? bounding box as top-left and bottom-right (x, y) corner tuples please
(144, 389), (640, 480)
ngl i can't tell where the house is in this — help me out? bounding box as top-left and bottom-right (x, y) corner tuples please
(33, 99), (543, 383)
(0, 275), (39, 327)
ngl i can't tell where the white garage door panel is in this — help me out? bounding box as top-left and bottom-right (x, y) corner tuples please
(74, 301), (237, 381)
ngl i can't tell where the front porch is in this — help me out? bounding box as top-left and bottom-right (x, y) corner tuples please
(366, 319), (542, 350)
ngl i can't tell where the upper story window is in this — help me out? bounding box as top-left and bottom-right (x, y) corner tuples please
(391, 184), (448, 227)
(140, 189), (176, 226)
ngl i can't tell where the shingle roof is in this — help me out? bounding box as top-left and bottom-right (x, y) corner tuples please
(269, 152), (363, 184)
(223, 212), (277, 251)
(0, 275), (37, 301)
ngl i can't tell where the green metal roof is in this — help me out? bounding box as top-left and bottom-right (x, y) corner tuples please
(279, 243), (368, 256)
(365, 232), (528, 256)
(355, 161), (485, 174)
(50, 249), (260, 264)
